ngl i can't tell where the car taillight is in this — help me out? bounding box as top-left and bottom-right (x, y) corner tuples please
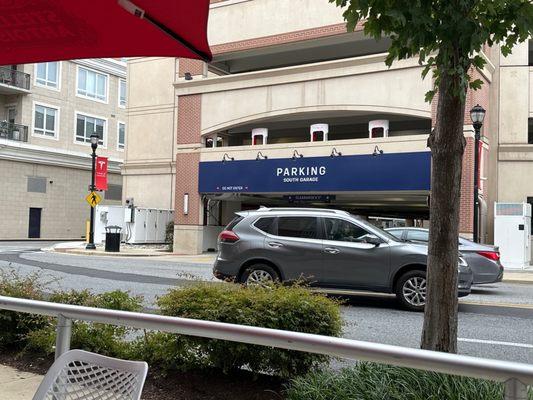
(219, 230), (240, 243)
(477, 251), (500, 261)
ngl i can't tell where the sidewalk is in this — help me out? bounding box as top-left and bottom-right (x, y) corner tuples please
(500, 269), (533, 284)
(44, 241), (218, 263)
(0, 365), (42, 400)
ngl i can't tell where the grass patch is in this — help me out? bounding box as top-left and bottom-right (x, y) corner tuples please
(286, 362), (533, 400)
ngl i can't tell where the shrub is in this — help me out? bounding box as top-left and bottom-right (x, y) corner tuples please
(0, 271), (48, 349)
(26, 289), (143, 358)
(134, 283), (342, 377)
(286, 362), (533, 400)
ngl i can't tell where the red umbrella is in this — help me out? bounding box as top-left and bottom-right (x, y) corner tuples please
(0, 0), (212, 65)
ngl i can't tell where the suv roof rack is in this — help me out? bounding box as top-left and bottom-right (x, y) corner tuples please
(256, 207), (350, 215)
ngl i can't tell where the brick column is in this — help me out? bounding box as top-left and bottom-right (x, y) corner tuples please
(174, 94), (204, 254)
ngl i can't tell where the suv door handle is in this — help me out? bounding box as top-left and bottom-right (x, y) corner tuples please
(268, 241), (283, 248)
(324, 247), (340, 254)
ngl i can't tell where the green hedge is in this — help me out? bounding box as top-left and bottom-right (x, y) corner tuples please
(131, 283), (342, 377)
(286, 363), (533, 400)
(0, 271), (48, 349)
(1, 271), (342, 378)
(25, 289), (143, 358)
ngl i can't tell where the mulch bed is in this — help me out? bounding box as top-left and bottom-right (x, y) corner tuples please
(0, 351), (285, 400)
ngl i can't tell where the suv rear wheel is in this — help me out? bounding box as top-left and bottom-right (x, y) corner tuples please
(395, 270), (427, 312)
(241, 264), (280, 286)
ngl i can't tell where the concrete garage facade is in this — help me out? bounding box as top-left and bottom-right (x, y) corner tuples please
(125, 0), (499, 254)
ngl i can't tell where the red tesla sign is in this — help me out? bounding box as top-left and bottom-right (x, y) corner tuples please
(95, 156), (108, 191)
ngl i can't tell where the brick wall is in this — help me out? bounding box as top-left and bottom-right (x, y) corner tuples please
(211, 22), (362, 55)
(459, 137), (475, 233)
(175, 95), (202, 225)
(178, 59), (204, 78)
(174, 152), (201, 225)
(177, 95), (202, 145)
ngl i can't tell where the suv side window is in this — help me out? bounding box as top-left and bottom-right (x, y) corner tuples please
(324, 218), (371, 243)
(277, 217), (318, 239)
(253, 217), (276, 235)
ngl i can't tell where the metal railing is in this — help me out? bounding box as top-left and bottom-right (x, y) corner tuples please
(0, 295), (531, 400)
(0, 121), (28, 142)
(0, 66), (31, 91)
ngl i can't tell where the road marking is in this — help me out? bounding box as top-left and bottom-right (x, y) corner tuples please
(461, 300), (533, 310)
(459, 338), (533, 349)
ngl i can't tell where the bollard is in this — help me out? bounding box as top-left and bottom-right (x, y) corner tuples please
(55, 314), (72, 360)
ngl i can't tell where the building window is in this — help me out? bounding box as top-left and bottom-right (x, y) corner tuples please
(27, 176), (46, 193)
(77, 67), (107, 102)
(35, 62), (59, 89)
(34, 104), (58, 138)
(119, 79), (126, 108)
(118, 122), (125, 150)
(76, 113), (105, 146)
(105, 184), (123, 201)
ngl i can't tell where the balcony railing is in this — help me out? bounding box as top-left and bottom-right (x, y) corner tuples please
(0, 121), (29, 142)
(0, 66), (31, 91)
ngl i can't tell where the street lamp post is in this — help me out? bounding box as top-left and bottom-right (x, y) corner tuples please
(86, 133), (99, 250)
(470, 104), (486, 243)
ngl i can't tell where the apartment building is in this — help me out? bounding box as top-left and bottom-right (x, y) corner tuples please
(0, 59), (127, 239)
(125, 0), (500, 254)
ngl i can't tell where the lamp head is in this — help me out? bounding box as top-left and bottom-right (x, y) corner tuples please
(90, 133), (99, 150)
(470, 104), (486, 125)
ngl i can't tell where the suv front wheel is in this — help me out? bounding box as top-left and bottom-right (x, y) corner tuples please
(241, 264), (280, 286)
(395, 270), (427, 312)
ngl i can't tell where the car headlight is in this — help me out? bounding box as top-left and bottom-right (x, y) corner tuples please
(458, 256), (467, 267)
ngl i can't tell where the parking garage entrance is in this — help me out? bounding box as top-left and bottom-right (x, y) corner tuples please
(198, 150), (431, 248)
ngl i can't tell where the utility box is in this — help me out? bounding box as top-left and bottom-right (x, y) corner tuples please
(94, 205), (126, 244)
(494, 203), (532, 269)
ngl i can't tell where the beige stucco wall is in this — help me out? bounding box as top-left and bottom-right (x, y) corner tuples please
(123, 57), (178, 211)
(0, 159), (121, 239)
(497, 161), (533, 202)
(198, 135), (429, 162)
(175, 56), (432, 136)
(208, 0), (345, 45)
(123, 173), (175, 210)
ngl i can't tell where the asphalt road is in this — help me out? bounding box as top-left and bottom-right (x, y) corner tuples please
(1, 241), (533, 364)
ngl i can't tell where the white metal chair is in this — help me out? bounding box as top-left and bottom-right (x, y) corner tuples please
(32, 350), (148, 400)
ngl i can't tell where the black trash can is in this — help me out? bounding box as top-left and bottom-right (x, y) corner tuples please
(105, 226), (122, 252)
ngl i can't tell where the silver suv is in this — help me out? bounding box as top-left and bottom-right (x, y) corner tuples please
(213, 208), (473, 311)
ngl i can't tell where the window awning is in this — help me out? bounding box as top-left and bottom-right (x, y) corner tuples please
(0, 0), (212, 65)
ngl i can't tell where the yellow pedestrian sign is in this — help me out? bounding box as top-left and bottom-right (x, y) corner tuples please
(85, 191), (102, 208)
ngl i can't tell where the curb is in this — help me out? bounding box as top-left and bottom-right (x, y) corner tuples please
(501, 279), (533, 285)
(50, 248), (171, 258)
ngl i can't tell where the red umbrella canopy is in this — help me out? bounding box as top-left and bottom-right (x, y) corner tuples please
(0, 0), (212, 65)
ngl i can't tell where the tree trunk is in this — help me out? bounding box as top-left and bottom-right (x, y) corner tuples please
(421, 71), (466, 353)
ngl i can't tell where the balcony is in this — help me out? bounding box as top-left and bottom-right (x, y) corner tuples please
(0, 122), (29, 142)
(0, 67), (31, 94)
